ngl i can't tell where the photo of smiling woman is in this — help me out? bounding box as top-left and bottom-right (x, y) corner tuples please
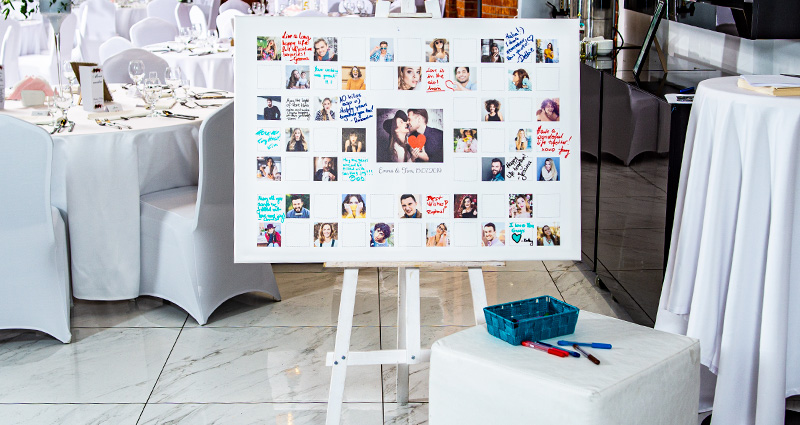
(537, 224), (560, 246)
(313, 223), (338, 247)
(398, 66), (421, 90)
(341, 194), (367, 218)
(536, 98), (560, 122)
(343, 66), (365, 90)
(428, 38), (449, 62)
(315, 97), (336, 121)
(426, 223), (449, 247)
(377, 109), (412, 162)
(484, 99), (503, 121)
(286, 128), (309, 152)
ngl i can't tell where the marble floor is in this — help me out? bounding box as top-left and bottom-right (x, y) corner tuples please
(1, 261), (706, 425)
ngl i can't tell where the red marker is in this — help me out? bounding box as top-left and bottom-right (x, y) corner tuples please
(522, 341), (568, 358)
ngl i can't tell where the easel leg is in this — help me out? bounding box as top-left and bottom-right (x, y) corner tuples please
(326, 268), (359, 425)
(468, 267), (488, 325)
(396, 267), (409, 405)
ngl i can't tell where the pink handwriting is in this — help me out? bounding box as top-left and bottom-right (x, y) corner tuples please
(536, 126), (572, 158)
(281, 31), (312, 64)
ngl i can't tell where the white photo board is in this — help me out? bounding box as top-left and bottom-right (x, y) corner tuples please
(234, 17), (580, 262)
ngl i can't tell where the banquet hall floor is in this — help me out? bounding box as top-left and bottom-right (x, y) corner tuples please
(1, 261), (714, 424)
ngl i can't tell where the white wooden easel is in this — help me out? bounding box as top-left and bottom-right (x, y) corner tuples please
(324, 262), (502, 425)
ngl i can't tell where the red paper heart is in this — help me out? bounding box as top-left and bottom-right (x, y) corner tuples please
(408, 134), (426, 150)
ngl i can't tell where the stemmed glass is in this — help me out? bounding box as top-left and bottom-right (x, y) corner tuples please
(45, 95), (58, 127)
(128, 60), (145, 96)
(192, 23), (205, 47)
(164, 66), (183, 100)
(53, 85), (73, 127)
(251, 2), (265, 14)
(178, 27), (192, 46)
(143, 76), (163, 117)
(343, 0), (355, 15)
(206, 29), (219, 50)
(62, 61), (77, 89)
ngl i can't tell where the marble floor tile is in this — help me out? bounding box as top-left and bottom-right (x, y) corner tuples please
(186, 271), (380, 327)
(595, 227), (666, 271)
(380, 326), (469, 403)
(605, 269), (666, 320)
(598, 168), (666, 198)
(378, 271), (561, 327)
(544, 256), (593, 278)
(70, 296), (188, 328)
(0, 403), (144, 425)
(552, 271), (632, 321)
(149, 326), (382, 403)
(596, 195), (667, 230)
(384, 402), (429, 425)
(0, 328), (179, 403)
(271, 263), (365, 274)
(139, 402), (384, 425)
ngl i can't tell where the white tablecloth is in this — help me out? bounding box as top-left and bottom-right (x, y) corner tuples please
(1, 86), (225, 299)
(656, 76), (800, 425)
(149, 44), (235, 92)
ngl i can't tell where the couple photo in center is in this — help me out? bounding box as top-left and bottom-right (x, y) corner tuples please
(375, 108), (444, 163)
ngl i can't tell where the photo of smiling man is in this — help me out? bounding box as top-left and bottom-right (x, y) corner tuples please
(399, 194), (423, 218)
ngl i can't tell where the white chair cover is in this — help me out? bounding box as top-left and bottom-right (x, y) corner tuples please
(189, 5), (208, 32)
(0, 116), (71, 343)
(215, 9), (243, 39)
(18, 13), (77, 85)
(102, 48), (169, 83)
(219, 0), (250, 14)
(146, 0), (179, 28)
(98, 36), (134, 64)
(174, 2), (192, 30)
(139, 102), (281, 325)
(130, 17), (179, 48)
(77, 0), (117, 63)
(193, 0), (220, 30)
(328, 1), (340, 12)
(1, 19), (22, 89)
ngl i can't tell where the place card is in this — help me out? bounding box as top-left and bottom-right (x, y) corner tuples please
(79, 66), (105, 112)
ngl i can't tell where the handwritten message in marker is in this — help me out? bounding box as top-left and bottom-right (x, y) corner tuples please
(536, 126), (573, 158)
(256, 129), (281, 151)
(339, 93), (374, 123)
(257, 195), (286, 222)
(285, 97), (311, 120)
(281, 31), (312, 64)
(312, 65), (339, 88)
(506, 154), (533, 181)
(508, 222), (537, 245)
(426, 195), (449, 215)
(505, 26), (535, 63)
(341, 158), (373, 182)
(424, 67), (451, 93)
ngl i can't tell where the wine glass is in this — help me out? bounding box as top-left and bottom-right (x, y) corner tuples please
(178, 26), (192, 46)
(206, 29), (219, 50)
(143, 77), (163, 117)
(54, 85), (73, 124)
(45, 95), (58, 127)
(164, 66), (183, 100)
(343, 0), (355, 15)
(62, 61), (77, 89)
(192, 23), (205, 46)
(128, 60), (145, 95)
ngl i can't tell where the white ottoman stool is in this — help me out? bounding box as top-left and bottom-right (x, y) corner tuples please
(429, 311), (700, 425)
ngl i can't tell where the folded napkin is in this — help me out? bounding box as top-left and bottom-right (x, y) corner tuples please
(282, 4), (304, 15)
(8, 76), (54, 100)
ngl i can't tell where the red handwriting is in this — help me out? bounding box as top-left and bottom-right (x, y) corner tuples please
(426, 195), (449, 215)
(281, 31), (312, 64)
(536, 126), (572, 158)
(425, 67), (452, 93)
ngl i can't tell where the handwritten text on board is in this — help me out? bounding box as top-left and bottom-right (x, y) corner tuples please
(506, 154), (533, 181)
(281, 31), (312, 64)
(256, 129), (281, 151)
(257, 195), (286, 223)
(536, 126), (572, 158)
(339, 93), (374, 123)
(425, 67), (453, 93)
(426, 195), (449, 215)
(285, 97), (311, 120)
(313, 65), (339, 87)
(508, 222), (537, 245)
(505, 27), (535, 63)
(341, 158), (373, 182)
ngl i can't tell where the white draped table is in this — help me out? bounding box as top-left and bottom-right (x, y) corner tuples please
(1, 86), (225, 299)
(148, 44), (235, 93)
(656, 76), (800, 425)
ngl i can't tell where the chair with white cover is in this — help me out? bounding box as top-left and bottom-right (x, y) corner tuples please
(139, 102), (281, 325)
(18, 13), (77, 85)
(219, 0), (250, 14)
(189, 5), (208, 32)
(215, 9), (243, 39)
(102, 48), (169, 83)
(129, 17), (179, 48)
(77, 0), (116, 63)
(1, 19), (22, 89)
(147, 0), (179, 28)
(98, 36), (133, 64)
(0, 116), (71, 343)
(175, 2), (192, 30)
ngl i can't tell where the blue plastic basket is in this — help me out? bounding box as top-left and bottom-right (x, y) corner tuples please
(484, 296), (579, 345)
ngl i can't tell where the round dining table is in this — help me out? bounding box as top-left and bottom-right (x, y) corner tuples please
(656, 76), (800, 425)
(1, 85), (229, 300)
(147, 43), (235, 93)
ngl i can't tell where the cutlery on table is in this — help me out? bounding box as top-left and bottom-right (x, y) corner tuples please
(159, 110), (199, 120)
(104, 118), (131, 129)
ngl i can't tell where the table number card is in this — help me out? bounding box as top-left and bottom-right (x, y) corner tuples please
(234, 18), (581, 263)
(79, 66), (105, 112)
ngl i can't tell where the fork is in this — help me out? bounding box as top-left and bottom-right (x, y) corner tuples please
(104, 118), (131, 129)
(95, 118), (125, 130)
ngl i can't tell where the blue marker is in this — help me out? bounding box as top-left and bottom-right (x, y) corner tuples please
(557, 340), (612, 349)
(536, 341), (580, 357)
